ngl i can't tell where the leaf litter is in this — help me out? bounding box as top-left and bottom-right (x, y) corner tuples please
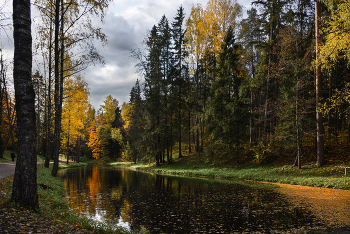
(0, 176), (97, 234)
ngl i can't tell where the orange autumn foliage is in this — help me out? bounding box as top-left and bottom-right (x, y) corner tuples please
(87, 125), (102, 159)
(271, 182), (350, 227)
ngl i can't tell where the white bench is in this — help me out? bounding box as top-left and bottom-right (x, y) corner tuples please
(336, 166), (350, 175)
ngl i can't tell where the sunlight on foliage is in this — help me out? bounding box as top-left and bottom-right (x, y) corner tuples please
(319, 0), (350, 68)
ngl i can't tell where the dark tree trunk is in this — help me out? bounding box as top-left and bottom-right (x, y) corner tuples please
(170, 114), (173, 163)
(59, 0), (65, 163)
(263, 39), (272, 145)
(0, 54), (4, 158)
(196, 117), (199, 151)
(77, 136), (81, 163)
(250, 90), (253, 146)
(66, 119), (70, 164)
(315, 0), (325, 167)
(296, 81), (301, 169)
(178, 109), (182, 158)
(188, 110), (191, 154)
(52, 0), (61, 177)
(11, 0), (39, 209)
(44, 9), (53, 168)
(348, 110), (350, 145)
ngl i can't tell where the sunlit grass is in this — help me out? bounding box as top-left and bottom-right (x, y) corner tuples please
(109, 161), (155, 169)
(125, 152), (350, 190)
(58, 156), (97, 169)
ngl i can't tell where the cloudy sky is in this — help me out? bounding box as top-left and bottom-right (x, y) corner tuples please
(1, 0), (253, 109)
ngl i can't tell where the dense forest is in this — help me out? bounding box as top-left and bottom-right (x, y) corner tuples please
(122, 0), (350, 167)
(1, 0), (350, 172)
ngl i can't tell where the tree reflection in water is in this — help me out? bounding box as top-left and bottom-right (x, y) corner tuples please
(59, 165), (348, 233)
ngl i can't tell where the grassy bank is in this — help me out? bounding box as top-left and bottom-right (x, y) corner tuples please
(115, 152), (350, 190)
(58, 155), (98, 168)
(0, 160), (129, 233)
(0, 150), (46, 162)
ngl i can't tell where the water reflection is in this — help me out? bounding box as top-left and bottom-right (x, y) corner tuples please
(59, 165), (335, 233)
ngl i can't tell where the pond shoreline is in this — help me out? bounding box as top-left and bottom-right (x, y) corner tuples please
(109, 154), (350, 191)
(60, 163), (350, 233)
(0, 157), (129, 234)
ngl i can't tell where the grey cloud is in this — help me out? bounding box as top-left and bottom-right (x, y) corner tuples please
(84, 60), (140, 107)
(85, 0), (252, 109)
(104, 14), (136, 52)
(88, 73), (139, 108)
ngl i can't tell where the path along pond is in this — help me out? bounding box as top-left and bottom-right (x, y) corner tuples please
(58, 165), (350, 233)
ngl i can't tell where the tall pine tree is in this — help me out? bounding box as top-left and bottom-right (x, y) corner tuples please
(206, 26), (247, 163)
(172, 6), (187, 158)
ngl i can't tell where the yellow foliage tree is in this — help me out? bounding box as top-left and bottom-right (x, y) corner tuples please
(317, 0), (350, 115)
(101, 95), (119, 125)
(319, 0), (350, 67)
(61, 75), (90, 157)
(121, 102), (134, 131)
(185, 4), (206, 67)
(205, 0), (242, 54)
(87, 125), (102, 159)
(185, 0), (242, 66)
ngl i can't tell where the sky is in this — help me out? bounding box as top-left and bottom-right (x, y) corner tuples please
(1, 0), (253, 109)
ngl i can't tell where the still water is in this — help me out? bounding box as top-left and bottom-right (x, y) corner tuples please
(58, 165), (349, 233)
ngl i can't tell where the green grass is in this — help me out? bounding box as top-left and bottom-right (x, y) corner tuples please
(58, 156), (97, 169)
(0, 150), (12, 162)
(37, 154), (45, 161)
(109, 161), (153, 168)
(115, 153), (350, 190)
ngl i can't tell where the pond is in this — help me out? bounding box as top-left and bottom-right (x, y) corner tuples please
(58, 165), (350, 233)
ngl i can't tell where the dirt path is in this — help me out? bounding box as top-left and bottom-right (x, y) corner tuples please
(0, 161), (45, 180)
(0, 161), (17, 180)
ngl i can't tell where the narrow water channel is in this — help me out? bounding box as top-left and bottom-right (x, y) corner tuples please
(58, 165), (350, 233)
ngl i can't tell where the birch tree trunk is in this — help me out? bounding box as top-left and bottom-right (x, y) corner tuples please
(11, 0), (39, 209)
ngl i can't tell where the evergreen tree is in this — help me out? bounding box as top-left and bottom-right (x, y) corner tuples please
(252, 0), (288, 145)
(172, 5), (187, 158)
(206, 26), (247, 163)
(271, 0), (314, 168)
(128, 80), (144, 163)
(143, 25), (163, 164)
(239, 8), (263, 146)
(158, 15), (173, 163)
